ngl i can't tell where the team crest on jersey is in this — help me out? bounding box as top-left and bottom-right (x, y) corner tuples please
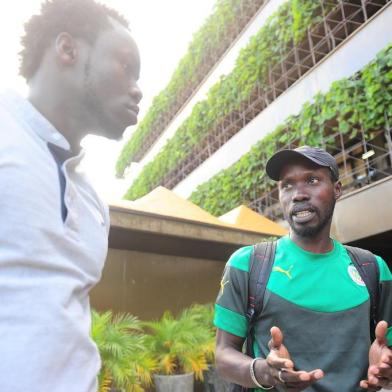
(347, 265), (365, 286)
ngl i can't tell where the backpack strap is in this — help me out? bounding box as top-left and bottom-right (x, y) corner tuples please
(345, 245), (380, 340)
(245, 241), (277, 356)
(228, 242), (277, 392)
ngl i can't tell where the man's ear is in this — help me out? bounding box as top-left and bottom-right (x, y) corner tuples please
(334, 181), (342, 200)
(55, 32), (77, 65)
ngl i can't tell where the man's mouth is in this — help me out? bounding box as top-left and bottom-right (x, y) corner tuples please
(291, 208), (316, 223)
(125, 104), (139, 115)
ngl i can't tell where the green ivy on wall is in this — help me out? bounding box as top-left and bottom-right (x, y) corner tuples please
(116, 0), (265, 176)
(123, 0), (329, 200)
(189, 45), (392, 216)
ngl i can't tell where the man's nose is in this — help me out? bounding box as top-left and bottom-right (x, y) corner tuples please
(292, 185), (310, 201)
(130, 83), (143, 103)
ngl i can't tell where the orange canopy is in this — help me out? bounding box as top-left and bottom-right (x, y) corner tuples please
(219, 205), (288, 236)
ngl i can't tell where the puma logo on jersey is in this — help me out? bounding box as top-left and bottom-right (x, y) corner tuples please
(220, 278), (230, 294)
(273, 265), (293, 280)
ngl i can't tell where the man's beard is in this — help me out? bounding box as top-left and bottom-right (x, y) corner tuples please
(286, 199), (336, 238)
(83, 59), (119, 138)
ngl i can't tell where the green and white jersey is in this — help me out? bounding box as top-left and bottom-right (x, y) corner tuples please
(214, 236), (392, 392)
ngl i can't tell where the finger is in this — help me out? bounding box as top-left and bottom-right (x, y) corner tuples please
(366, 373), (385, 387)
(359, 380), (382, 391)
(375, 321), (388, 344)
(308, 369), (325, 380)
(270, 326), (283, 348)
(276, 368), (324, 384)
(266, 352), (293, 369)
(361, 377), (388, 390)
(369, 364), (392, 379)
(277, 369), (310, 383)
(381, 349), (392, 365)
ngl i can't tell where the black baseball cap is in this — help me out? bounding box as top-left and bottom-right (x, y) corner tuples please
(266, 146), (339, 181)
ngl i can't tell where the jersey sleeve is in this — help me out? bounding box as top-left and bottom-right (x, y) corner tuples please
(375, 256), (392, 346)
(214, 246), (252, 338)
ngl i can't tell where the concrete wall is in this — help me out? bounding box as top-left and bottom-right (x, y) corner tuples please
(90, 249), (225, 320)
(332, 177), (392, 244)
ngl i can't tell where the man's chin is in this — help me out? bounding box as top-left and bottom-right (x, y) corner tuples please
(293, 227), (320, 238)
(289, 220), (320, 238)
(98, 119), (134, 140)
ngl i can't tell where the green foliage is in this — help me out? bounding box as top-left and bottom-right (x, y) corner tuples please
(181, 303), (216, 364)
(143, 307), (215, 380)
(189, 45), (392, 216)
(123, 0), (334, 199)
(92, 310), (156, 392)
(116, 0), (263, 176)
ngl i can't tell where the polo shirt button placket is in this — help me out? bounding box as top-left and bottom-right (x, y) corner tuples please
(66, 187), (79, 230)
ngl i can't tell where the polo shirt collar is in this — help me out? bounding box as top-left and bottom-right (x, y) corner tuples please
(1, 90), (71, 151)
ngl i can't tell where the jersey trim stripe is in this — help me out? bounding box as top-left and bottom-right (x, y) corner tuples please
(214, 304), (247, 338)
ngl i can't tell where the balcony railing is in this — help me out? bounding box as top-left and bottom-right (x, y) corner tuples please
(133, 0), (269, 162)
(159, 0), (391, 190)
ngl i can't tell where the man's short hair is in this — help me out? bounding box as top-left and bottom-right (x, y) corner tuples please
(19, 0), (129, 81)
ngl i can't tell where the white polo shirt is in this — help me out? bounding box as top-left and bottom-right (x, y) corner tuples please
(0, 91), (110, 391)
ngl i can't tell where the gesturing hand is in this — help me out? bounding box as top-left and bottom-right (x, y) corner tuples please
(256, 326), (324, 391)
(360, 321), (392, 390)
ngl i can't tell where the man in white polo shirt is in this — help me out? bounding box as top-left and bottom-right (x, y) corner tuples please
(0, 0), (142, 391)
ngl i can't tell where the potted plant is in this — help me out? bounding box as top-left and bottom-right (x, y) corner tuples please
(184, 304), (230, 392)
(144, 308), (215, 392)
(91, 310), (156, 392)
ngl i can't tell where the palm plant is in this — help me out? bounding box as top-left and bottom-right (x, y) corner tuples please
(143, 308), (215, 380)
(91, 310), (156, 392)
(181, 303), (215, 364)
(184, 304), (230, 392)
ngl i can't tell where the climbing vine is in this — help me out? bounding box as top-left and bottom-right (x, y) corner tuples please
(189, 45), (392, 215)
(123, 0), (330, 198)
(116, 0), (266, 175)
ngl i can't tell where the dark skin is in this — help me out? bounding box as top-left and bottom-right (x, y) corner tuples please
(216, 157), (392, 390)
(360, 321), (392, 390)
(278, 156), (341, 254)
(28, 18), (142, 153)
(216, 328), (323, 391)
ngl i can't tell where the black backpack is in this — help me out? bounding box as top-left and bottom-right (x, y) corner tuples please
(229, 241), (380, 392)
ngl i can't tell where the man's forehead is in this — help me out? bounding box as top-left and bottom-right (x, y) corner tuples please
(95, 18), (135, 49)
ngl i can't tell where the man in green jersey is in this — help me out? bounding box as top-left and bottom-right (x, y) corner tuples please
(214, 146), (392, 391)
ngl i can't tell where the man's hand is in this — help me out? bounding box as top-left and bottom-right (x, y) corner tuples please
(255, 326), (324, 391)
(360, 321), (392, 390)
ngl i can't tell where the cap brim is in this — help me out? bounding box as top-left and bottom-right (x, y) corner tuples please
(266, 149), (329, 181)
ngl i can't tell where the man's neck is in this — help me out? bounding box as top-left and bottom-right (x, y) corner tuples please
(290, 228), (333, 254)
(28, 83), (88, 153)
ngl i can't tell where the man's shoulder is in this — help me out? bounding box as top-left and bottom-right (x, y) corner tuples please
(227, 240), (281, 272)
(343, 244), (392, 282)
(227, 245), (253, 272)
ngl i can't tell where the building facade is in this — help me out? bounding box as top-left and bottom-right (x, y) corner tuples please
(117, 0), (392, 260)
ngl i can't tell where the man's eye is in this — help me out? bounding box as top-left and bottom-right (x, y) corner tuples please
(309, 177), (319, 184)
(122, 63), (131, 72)
(282, 182), (292, 189)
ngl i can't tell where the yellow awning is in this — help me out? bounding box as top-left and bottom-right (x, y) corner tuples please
(112, 186), (231, 227)
(219, 205), (288, 236)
